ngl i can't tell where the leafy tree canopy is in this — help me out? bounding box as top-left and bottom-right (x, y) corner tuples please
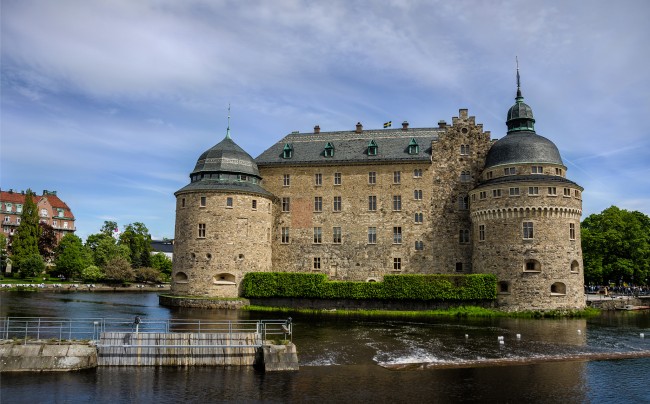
(11, 189), (41, 270)
(119, 222), (152, 268)
(38, 222), (58, 262)
(55, 234), (91, 280)
(102, 256), (135, 283)
(582, 206), (650, 285)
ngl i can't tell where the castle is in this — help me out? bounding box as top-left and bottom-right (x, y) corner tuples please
(171, 75), (585, 311)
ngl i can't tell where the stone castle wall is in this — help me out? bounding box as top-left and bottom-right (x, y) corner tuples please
(172, 191), (273, 297)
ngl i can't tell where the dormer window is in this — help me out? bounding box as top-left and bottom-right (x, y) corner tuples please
(282, 143), (293, 159)
(367, 140), (378, 156)
(324, 142), (335, 157)
(408, 138), (419, 155)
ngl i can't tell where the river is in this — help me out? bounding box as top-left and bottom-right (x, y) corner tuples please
(1, 291), (649, 403)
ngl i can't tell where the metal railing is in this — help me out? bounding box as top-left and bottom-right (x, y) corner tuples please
(0, 317), (293, 345)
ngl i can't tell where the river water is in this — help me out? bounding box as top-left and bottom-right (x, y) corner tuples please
(1, 291), (649, 403)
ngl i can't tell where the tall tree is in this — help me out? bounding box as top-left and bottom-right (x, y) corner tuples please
(0, 233), (8, 273)
(11, 189), (41, 273)
(582, 206), (650, 285)
(119, 222), (152, 268)
(55, 234), (91, 280)
(86, 232), (130, 268)
(38, 222), (58, 262)
(100, 220), (119, 236)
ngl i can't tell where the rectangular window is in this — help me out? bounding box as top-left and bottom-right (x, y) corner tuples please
(226, 197), (233, 207)
(414, 212), (423, 223)
(368, 227), (377, 244)
(314, 197), (323, 212)
(3, 216), (9, 223)
(333, 227), (342, 244)
(509, 187), (520, 196)
(563, 188), (571, 197)
(458, 196), (468, 210)
(504, 167), (516, 176)
(333, 196), (342, 212)
(393, 227), (402, 244)
(368, 172), (376, 184)
(198, 223), (206, 238)
(281, 227), (290, 244)
(548, 187), (557, 196)
(313, 227), (322, 244)
(479, 191), (487, 200)
(460, 171), (471, 182)
(282, 197), (290, 212)
(460, 144), (470, 155)
(486, 171), (493, 179)
(523, 222), (534, 239)
(528, 187), (539, 195)
(479, 224), (485, 241)
(392, 195), (402, 211)
(17, 218), (21, 225)
(252, 200), (257, 209)
(531, 166), (543, 174)
(414, 190), (423, 200)
(413, 169), (422, 178)
(393, 258), (402, 271)
(334, 172), (342, 185)
(200, 196), (206, 207)
(570, 223), (576, 240)
(17, 205), (23, 213)
(492, 189), (502, 198)
(53, 220), (58, 227)
(368, 196), (377, 211)
(315, 173), (322, 186)
(393, 171), (401, 184)
(181, 198), (186, 208)
(313, 257), (321, 270)
(575, 190), (581, 199)
(459, 229), (470, 243)
(555, 167), (563, 175)
(415, 241), (424, 250)
(283, 174), (290, 186)
(455, 262), (463, 272)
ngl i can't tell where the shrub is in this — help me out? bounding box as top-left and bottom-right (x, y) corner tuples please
(81, 265), (104, 282)
(102, 257), (135, 283)
(242, 272), (497, 301)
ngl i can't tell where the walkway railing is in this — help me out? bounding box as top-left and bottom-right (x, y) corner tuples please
(0, 317), (293, 345)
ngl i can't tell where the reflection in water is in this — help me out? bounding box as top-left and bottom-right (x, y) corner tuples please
(1, 291), (649, 403)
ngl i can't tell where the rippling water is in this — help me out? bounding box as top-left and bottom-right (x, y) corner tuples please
(1, 291), (649, 403)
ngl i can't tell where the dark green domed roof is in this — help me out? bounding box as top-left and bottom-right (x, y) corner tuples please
(191, 137), (260, 177)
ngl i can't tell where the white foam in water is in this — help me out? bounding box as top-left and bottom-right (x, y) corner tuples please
(641, 333), (645, 339)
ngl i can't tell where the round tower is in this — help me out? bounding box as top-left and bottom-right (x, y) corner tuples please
(171, 124), (274, 298)
(469, 70), (585, 311)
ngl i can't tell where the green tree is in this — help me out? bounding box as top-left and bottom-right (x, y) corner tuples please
(102, 256), (135, 283)
(100, 220), (119, 236)
(81, 265), (104, 282)
(135, 267), (162, 283)
(150, 252), (172, 278)
(0, 233), (8, 273)
(55, 234), (91, 280)
(86, 232), (130, 267)
(11, 189), (41, 274)
(582, 206), (650, 285)
(18, 253), (45, 279)
(38, 222), (58, 263)
(119, 222), (152, 268)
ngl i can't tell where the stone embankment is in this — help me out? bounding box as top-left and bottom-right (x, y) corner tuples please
(0, 342), (97, 372)
(159, 295), (250, 309)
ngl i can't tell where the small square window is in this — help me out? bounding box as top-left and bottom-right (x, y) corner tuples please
(492, 189), (502, 198)
(504, 167), (516, 176)
(413, 169), (423, 178)
(528, 187), (539, 196)
(415, 241), (424, 250)
(479, 191), (487, 200)
(393, 257), (402, 270)
(548, 187), (557, 196)
(313, 257), (321, 270)
(531, 166), (543, 174)
(509, 187), (520, 196)
(563, 188), (571, 197)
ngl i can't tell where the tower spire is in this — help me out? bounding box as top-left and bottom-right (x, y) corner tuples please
(226, 103), (232, 140)
(515, 57), (523, 100)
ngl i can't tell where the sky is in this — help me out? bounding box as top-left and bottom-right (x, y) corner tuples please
(2, 0), (649, 241)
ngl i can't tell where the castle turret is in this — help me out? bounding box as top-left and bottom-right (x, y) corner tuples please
(469, 68), (585, 311)
(171, 120), (274, 297)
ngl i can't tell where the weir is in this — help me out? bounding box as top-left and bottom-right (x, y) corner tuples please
(0, 317), (298, 372)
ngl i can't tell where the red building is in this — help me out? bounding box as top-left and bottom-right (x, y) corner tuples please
(1, 189), (76, 244)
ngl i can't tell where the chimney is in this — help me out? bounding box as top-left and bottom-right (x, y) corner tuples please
(402, 121), (409, 130)
(438, 120), (447, 128)
(355, 122), (363, 133)
(314, 125), (320, 134)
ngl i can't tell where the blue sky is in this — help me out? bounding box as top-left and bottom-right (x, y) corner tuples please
(2, 0), (649, 241)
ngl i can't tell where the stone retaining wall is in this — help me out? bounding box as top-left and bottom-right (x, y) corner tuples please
(0, 342), (97, 372)
(249, 297), (496, 311)
(159, 295), (250, 309)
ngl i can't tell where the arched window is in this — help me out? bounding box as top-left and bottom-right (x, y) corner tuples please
(570, 260), (580, 273)
(551, 282), (566, 295)
(408, 138), (419, 155)
(524, 259), (541, 272)
(213, 273), (236, 285)
(174, 272), (188, 283)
